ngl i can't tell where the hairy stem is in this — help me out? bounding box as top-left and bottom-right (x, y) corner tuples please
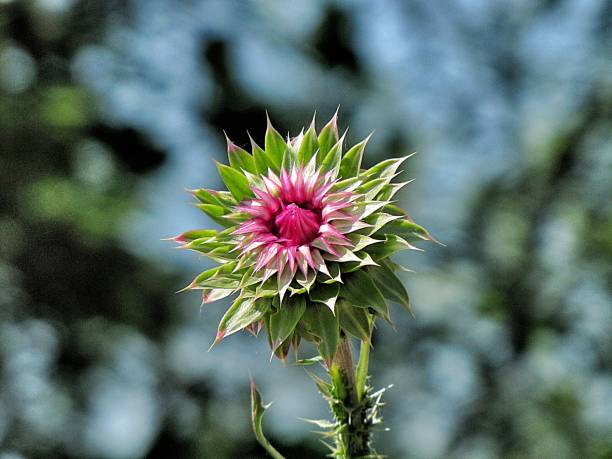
(334, 338), (357, 399)
(329, 338), (376, 458)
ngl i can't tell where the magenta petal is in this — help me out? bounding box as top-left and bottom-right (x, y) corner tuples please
(310, 249), (330, 277)
(255, 244), (278, 271)
(304, 173), (319, 199)
(233, 220), (268, 235)
(287, 246), (297, 273)
(294, 168), (306, 203)
(298, 245), (316, 270)
(280, 169), (295, 201)
(311, 236), (340, 257)
(253, 188), (281, 212)
(325, 210), (357, 222)
(320, 223), (350, 241)
(230, 164), (367, 277)
(274, 203), (321, 246)
(296, 252), (308, 277)
(322, 201), (352, 219)
(262, 175), (280, 196)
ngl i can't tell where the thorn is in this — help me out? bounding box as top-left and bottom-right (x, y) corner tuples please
(272, 338), (282, 353)
(407, 243), (425, 252)
(248, 369), (255, 389)
(332, 104), (340, 122)
(162, 234), (183, 242)
(175, 282), (195, 294)
(323, 106), (340, 137)
(404, 302), (416, 319)
(224, 130), (238, 152)
(338, 128), (348, 146)
(208, 329), (225, 351)
(326, 106), (338, 125)
(247, 131), (260, 149)
(426, 231), (446, 246)
(245, 323), (257, 337)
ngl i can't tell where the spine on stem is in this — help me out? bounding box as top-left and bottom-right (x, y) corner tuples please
(325, 338), (383, 459)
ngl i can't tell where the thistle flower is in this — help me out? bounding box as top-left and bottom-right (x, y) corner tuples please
(174, 112), (433, 364)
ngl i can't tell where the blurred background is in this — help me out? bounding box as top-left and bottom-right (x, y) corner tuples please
(1, 0), (611, 458)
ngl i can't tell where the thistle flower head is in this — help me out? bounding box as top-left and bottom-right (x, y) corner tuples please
(174, 112), (434, 364)
(234, 164), (362, 290)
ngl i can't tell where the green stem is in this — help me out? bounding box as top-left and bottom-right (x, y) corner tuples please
(255, 435), (285, 459)
(329, 337), (376, 458)
(334, 338), (357, 400)
(355, 339), (370, 403)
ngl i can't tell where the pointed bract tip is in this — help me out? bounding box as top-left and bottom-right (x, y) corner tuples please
(426, 231), (446, 246)
(245, 323), (257, 337)
(201, 289), (219, 303)
(248, 370), (255, 389)
(162, 234), (183, 242)
(338, 128), (349, 143)
(291, 344), (300, 361)
(323, 107), (340, 134)
(324, 105), (339, 125)
(247, 130), (258, 148)
(208, 329), (225, 351)
(176, 281), (195, 294)
(224, 130), (238, 152)
(309, 111), (317, 130)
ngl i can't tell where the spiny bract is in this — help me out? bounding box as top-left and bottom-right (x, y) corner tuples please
(174, 112), (433, 364)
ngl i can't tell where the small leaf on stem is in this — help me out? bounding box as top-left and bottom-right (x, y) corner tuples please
(250, 376), (286, 459)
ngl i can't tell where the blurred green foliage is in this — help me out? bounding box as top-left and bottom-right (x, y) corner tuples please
(1, 1), (611, 459)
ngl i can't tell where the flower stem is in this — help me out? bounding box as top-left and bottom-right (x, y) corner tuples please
(328, 337), (377, 458)
(333, 338), (357, 400)
(355, 339), (370, 403)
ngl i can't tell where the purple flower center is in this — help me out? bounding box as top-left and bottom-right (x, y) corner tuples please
(274, 203), (321, 246)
